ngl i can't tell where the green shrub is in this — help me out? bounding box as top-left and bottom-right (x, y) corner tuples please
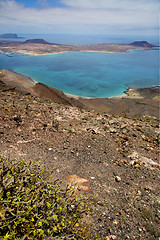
(141, 209), (153, 220)
(0, 156), (91, 239)
(82, 116), (90, 121)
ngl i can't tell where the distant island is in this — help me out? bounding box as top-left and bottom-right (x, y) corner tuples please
(0, 38), (157, 56)
(0, 33), (24, 39)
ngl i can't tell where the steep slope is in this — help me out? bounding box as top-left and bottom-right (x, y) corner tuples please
(30, 82), (86, 109)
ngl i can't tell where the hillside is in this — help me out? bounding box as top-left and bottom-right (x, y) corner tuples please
(80, 88), (160, 119)
(30, 82), (86, 109)
(0, 78), (159, 239)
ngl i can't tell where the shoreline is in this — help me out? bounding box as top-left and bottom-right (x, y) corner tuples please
(65, 92), (127, 100)
(0, 68), (159, 100)
(0, 49), (132, 57)
(65, 93), (94, 100)
(0, 68), (159, 119)
(0, 48), (154, 57)
(65, 87), (160, 100)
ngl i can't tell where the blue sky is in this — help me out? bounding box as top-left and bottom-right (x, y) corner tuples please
(0, 0), (159, 36)
(16, 0), (66, 8)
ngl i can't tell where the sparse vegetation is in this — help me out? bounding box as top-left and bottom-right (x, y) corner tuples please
(0, 156), (91, 239)
(141, 209), (153, 220)
(82, 116), (90, 121)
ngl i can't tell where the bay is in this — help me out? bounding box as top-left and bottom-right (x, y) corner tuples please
(0, 49), (159, 98)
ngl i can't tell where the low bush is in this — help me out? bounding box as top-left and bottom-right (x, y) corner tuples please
(0, 156), (91, 239)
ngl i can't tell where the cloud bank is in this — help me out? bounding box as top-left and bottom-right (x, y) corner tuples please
(0, 0), (159, 35)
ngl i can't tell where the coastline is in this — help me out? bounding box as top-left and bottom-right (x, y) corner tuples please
(0, 49), (131, 57)
(0, 48), (152, 57)
(0, 39), (158, 57)
(65, 92), (127, 100)
(0, 68), (159, 119)
(65, 87), (160, 100)
(0, 68), (159, 100)
(0, 40), (158, 100)
(65, 93), (94, 100)
(0, 68), (125, 99)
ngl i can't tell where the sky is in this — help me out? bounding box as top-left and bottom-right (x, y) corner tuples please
(0, 0), (159, 36)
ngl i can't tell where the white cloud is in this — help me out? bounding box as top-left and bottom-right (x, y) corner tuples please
(62, 0), (159, 10)
(36, 0), (50, 7)
(0, 0), (159, 35)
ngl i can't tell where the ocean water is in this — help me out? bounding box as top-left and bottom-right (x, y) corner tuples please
(0, 34), (159, 98)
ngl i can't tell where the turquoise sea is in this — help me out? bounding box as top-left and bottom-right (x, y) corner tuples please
(0, 34), (159, 98)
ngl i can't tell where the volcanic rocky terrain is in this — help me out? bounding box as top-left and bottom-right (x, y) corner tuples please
(0, 70), (159, 239)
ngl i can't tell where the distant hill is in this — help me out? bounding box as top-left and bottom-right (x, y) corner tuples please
(0, 33), (23, 39)
(130, 41), (157, 48)
(24, 39), (52, 44)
